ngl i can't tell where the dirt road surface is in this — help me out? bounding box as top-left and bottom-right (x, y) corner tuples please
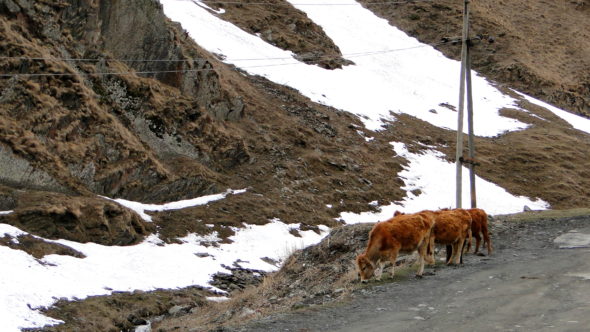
(236, 215), (590, 332)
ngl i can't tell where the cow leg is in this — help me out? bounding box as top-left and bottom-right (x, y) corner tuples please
(448, 239), (464, 265)
(460, 229), (472, 263)
(389, 250), (399, 277)
(375, 261), (385, 281)
(474, 233), (482, 254)
(424, 232), (435, 265)
(483, 227), (493, 255)
(455, 237), (466, 264)
(445, 245), (453, 264)
(416, 241), (428, 276)
(427, 234), (436, 264)
(459, 239), (467, 264)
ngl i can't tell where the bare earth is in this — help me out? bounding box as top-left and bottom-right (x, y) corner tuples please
(226, 214), (590, 332)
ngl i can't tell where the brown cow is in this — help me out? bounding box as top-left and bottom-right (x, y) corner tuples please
(423, 209), (472, 265)
(465, 208), (492, 255)
(356, 213), (434, 282)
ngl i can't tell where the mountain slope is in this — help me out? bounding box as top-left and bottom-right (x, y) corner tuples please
(359, 0), (590, 118)
(0, 0), (590, 330)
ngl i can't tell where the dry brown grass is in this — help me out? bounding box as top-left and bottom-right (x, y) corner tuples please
(494, 208), (590, 224)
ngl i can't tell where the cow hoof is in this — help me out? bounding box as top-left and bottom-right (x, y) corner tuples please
(476, 252), (486, 257)
(415, 274), (424, 279)
(422, 271), (435, 276)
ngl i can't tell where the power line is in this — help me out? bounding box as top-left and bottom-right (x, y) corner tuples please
(0, 63), (297, 78)
(0, 39), (459, 78)
(0, 38), (456, 65)
(178, 0), (436, 6)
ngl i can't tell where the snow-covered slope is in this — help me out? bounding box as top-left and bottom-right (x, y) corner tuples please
(160, 0), (590, 135)
(0, 203), (327, 331)
(3, 0), (590, 330)
(161, 0), (520, 134)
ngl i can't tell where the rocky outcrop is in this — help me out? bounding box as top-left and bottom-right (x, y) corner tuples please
(0, 0), (250, 201)
(0, 191), (154, 245)
(0, 233), (86, 259)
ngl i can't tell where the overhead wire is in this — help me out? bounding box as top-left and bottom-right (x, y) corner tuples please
(176, 0), (437, 6)
(0, 38), (465, 78)
(0, 43), (442, 64)
(0, 0), (458, 79)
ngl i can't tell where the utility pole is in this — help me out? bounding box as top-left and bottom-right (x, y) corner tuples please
(466, 43), (477, 208)
(456, 0), (476, 208)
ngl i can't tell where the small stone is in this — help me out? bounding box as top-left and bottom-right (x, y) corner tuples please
(239, 308), (256, 318)
(414, 316), (426, 320)
(168, 305), (188, 316)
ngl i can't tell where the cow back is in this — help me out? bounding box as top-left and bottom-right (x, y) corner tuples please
(432, 209), (471, 244)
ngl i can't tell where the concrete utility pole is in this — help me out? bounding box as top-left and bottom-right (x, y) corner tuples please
(456, 0), (477, 208)
(466, 43), (477, 208)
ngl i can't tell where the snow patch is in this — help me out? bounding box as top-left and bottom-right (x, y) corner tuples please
(103, 189), (246, 221)
(207, 296), (230, 302)
(516, 91), (590, 134)
(339, 142), (549, 224)
(0, 215), (328, 331)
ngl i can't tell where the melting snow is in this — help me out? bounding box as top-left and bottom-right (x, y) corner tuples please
(515, 91), (590, 134)
(0, 198), (328, 331)
(159, 0), (527, 135)
(103, 189), (246, 222)
(339, 142), (549, 224)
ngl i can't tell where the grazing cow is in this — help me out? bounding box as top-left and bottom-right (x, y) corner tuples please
(423, 209), (472, 265)
(465, 208), (493, 255)
(356, 213), (434, 282)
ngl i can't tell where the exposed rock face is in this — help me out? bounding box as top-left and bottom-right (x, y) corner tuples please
(0, 191), (154, 245)
(0, 0), (250, 201)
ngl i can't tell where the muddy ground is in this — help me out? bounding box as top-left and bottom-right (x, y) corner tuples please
(207, 210), (590, 332)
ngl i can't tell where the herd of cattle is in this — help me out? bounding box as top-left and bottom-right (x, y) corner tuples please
(356, 208), (492, 282)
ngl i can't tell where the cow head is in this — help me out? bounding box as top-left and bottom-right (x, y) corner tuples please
(356, 253), (375, 283)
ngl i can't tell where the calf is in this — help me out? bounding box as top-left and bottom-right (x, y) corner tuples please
(424, 209), (472, 265)
(465, 208), (492, 255)
(356, 213), (434, 282)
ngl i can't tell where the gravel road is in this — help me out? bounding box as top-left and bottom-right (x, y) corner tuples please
(236, 215), (590, 332)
